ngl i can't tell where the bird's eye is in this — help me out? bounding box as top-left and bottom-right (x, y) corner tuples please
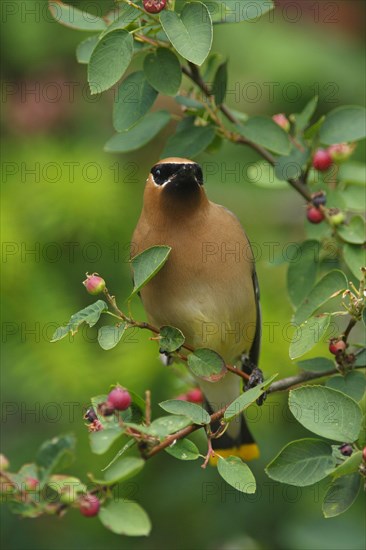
(156, 169), (161, 176)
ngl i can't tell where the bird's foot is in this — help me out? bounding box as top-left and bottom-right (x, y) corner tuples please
(245, 366), (267, 406)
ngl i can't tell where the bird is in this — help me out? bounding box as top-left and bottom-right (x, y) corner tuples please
(131, 157), (261, 463)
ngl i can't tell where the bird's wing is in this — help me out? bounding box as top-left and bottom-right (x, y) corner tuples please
(249, 269), (261, 368)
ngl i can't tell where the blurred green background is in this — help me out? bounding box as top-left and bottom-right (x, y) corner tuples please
(1, 1), (365, 549)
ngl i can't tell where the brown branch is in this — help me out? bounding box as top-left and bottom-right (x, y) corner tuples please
(181, 63), (312, 203)
(343, 318), (357, 342)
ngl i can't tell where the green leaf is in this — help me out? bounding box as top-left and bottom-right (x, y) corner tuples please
(237, 116), (291, 156)
(332, 450), (362, 479)
(326, 371), (366, 402)
(104, 110), (171, 153)
(143, 48), (182, 96)
(158, 325), (185, 353)
(160, 2), (213, 66)
(175, 95), (205, 110)
(294, 270), (348, 325)
(212, 61), (228, 106)
(88, 30), (133, 94)
(209, 0), (274, 23)
(159, 400), (210, 425)
(99, 501), (151, 536)
(98, 324), (127, 350)
(287, 240), (320, 308)
(339, 162), (366, 186)
(303, 115), (325, 140)
(91, 457), (144, 486)
(217, 456), (256, 494)
(322, 473), (361, 518)
(247, 161), (288, 189)
(320, 105), (366, 144)
(337, 216), (365, 245)
(76, 35), (99, 64)
(289, 314), (331, 360)
(165, 438), (200, 460)
(354, 348), (366, 367)
(113, 72), (158, 132)
(266, 439), (336, 486)
(275, 146), (310, 181)
(36, 435), (75, 476)
(48, 475), (86, 496)
(163, 117), (216, 158)
(48, 1), (107, 31)
(187, 348), (226, 382)
(102, 439), (137, 471)
(51, 300), (107, 342)
(102, 4), (140, 33)
(343, 244), (365, 280)
(89, 427), (124, 455)
(291, 96), (318, 131)
(224, 374), (278, 421)
(148, 415), (192, 439)
(297, 357), (335, 373)
(288, 385), (362, 442)
(130, 245), (171, 299)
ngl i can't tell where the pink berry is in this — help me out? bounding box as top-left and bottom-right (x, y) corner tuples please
(272, 113), (290, 132)
(329, 339), (346, 355)
(363, 448), (366, 462)
(176, 394), (188, 401)
(79, 494), (100, 517)
(306, 206), (324, 224)
(83, 273), (105, 295)
(25, 477), (39, 490)
(107, 387), (131, 411)
(312, 149), (333, 171)
(339, 443), (353, 457)
(328, 143), (355, 163)
(143, 0), (166, 13)
(186, 388), (204, 403)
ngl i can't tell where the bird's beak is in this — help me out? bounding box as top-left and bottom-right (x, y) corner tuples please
(167, 164), (203, 189)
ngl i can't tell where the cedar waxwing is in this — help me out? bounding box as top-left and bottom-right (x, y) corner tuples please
(132, 158), (261, 461)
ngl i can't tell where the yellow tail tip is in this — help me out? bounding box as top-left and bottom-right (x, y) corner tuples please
(209, 443), (260, 466)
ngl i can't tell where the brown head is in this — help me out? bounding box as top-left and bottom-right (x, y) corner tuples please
(142, 158), (209, 225)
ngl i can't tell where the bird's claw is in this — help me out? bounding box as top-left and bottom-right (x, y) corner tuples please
(245, 366), (267, 406)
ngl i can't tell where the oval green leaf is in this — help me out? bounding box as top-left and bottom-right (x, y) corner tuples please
(165, 438), (200, 460)
(130, 245), (171, 299)
(297, 357), (335, 373)
(144, 48), (182, 96)
(49, 1), (107, 31)
(104, 110), (171, 153)
(160, 2), (213, 66)
(98, 324), (127, 350)
(212, 61), (228, 106)
(224, 374), (278, 421)
(266, 438), (336, 486)
(113, 71), (158, 132)
(337, 216), (365, 245)
(159, 399), (210, 425)
(88, 30), (133, 94)
(322, 473), (361, 518)
(187, 348), (226, 382)
(163, 117), (216, 158)
(332, 450), (362, 479)
(289, 314), (331, 360)
(325, 371), (366, 402)
(99, 501), (151, 536)
(287, 240), (320, 308)
(89, 427), (124, 455)
(91, 457), (144, 485)
(51, 300), (107, 342)
(294, 270), (348, 325)
(237, 116), (291, 156)
(159, 325), (185, 353)
(289, 385), (362, 442)
(76, 35), (99, 64)
(148, 415), (192, 439)
(320, 105), (366, 145)
(343, 243), (365, 280)
(217, 456), (256, 494)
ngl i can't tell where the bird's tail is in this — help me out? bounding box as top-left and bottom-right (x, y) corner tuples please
(209, 416), (259, 466)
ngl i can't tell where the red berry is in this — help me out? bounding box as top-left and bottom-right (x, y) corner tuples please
(107, 387), (131, 411)
(339, 443), (353, 457)
(25, 477), (39, 490)
(83, 273), (105, 295)
(79, 494), (100, 517)
(306, 206), (324, 224)
(176, 394), (188, 401)
(363, 447), (366, 462)
(272, 113), (290, 132)
(312, 149), (333, 171)
(143, 0), (166, 13)
(186, 388), (204, 403)
(329, 339), (346, 355)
